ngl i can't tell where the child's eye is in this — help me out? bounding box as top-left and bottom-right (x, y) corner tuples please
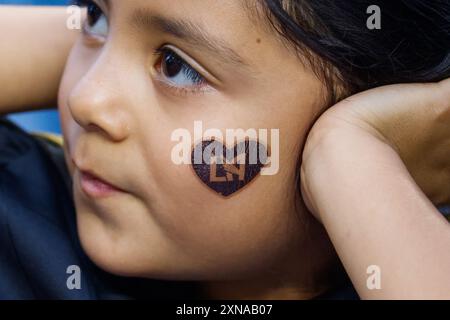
(154, 47), (208, 94)
(74, 0), (109, 39)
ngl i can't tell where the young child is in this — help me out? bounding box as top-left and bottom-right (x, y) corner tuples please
(0, 1), (449, 299)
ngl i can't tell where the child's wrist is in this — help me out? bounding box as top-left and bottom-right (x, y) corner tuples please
(300, 123), (403, 222)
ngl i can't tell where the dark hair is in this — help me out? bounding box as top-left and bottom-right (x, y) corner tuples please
(260, 0), (450, 102)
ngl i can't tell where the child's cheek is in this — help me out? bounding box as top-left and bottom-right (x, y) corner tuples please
(147, 136), (288, 235)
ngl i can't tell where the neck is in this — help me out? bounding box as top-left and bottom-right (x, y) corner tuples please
(201, 216), (343, 300)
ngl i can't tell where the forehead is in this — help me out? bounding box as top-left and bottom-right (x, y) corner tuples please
(103, 0), (284, 67)
(107, 0), (256, 24)
(105, 0), (271, 41)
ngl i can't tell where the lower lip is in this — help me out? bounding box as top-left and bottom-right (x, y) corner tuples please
(80, 171), (123, 198)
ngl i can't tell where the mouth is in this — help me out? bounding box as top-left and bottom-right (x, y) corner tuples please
(79, 169), (126, 198)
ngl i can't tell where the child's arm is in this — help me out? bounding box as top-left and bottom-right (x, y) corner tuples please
(301, 79), (450, 299)
(0, 6), (81, 115)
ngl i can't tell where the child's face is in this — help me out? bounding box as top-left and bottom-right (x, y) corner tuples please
(58, 0), (328, 280)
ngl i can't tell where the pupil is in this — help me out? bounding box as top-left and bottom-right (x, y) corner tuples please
(87, 4), (101, 26)
(163, 53), (183, 78)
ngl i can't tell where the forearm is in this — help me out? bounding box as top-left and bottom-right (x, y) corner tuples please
(0, 6), (80, 115)
(301, 126), (450, 299)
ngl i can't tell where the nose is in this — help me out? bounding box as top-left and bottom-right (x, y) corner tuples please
(68, 57), (131, 142)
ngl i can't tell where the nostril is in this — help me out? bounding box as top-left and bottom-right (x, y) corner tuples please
(86, 123), (103, 133)
(84, 120), (129, 142)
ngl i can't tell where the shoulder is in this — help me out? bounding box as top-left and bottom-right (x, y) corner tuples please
(32, 131), (64, 148)
(0, 117), (36, 164)
(0, 117), (72, 236)
(0, 117), (79, 298)
(0, 116), (69, 194)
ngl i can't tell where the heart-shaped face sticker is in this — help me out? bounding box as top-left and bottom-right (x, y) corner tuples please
(191, 140), (268, 197)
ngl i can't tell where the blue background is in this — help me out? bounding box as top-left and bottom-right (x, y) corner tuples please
(1, 0), (69, 133)
(0, 0), (67, 5)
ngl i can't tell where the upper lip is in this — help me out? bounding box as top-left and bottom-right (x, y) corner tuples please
(72, 157), (126, 192)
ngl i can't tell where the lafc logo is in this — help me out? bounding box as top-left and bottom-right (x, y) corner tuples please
(172, 121), (279, 176)
(192, 140), (266, 196)
(210, 162), (245, 182)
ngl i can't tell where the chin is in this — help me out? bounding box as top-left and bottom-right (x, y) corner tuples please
(74, 211), (148, 278)
(74, 206), (280, 282)
(74, 209), (189, 280)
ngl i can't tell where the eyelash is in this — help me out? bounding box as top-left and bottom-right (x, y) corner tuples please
(71, 0), (211, 97)
(152, 47), (210, 96)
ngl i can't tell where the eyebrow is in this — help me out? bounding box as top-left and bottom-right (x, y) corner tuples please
(129, 8), (248, 68)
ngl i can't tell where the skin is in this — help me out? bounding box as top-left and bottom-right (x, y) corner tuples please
(0, 6), (79, 114)
(57, 0), (339, 299)
(301, 79), (450, 299)
(1, 2), (449, 299)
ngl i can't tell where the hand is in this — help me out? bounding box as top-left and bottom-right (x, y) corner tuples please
(299, 78), (450, 298)
(301, 78), (450, 217)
